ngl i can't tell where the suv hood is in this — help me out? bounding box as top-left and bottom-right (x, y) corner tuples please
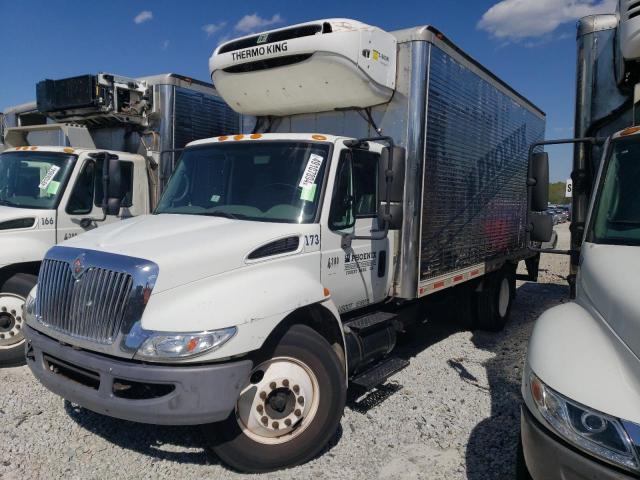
(579, 242), (640, 359)
(62, 214), (310, 293)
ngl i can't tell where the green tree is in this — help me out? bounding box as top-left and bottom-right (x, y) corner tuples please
(549, 181), (570, 205)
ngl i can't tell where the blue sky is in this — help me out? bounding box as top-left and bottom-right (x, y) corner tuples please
(0, 0), (617, 181)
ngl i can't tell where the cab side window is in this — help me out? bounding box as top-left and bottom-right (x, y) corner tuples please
(93, 160), (134, 208)
(352, 150), (379, 217)
(66, 161), (95, 214)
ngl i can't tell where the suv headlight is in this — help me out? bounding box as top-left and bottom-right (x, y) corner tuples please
(134, 327), (236, 361)
(528, 372), (640, 472)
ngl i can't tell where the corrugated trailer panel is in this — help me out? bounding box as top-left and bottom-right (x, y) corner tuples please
(419, 45), (545, 281)
(174, 87), (239, 149)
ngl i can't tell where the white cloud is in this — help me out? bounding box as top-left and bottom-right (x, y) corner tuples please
(161, 40), (170, 50)
(202, 22), (227, 37)
(478, 0), (617, 41)
(134, 10), (153, 24)
(234, 13), (283, 33)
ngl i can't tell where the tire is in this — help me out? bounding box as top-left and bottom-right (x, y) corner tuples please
(204, 324), (346, 473)
(0, 273), (37, 367)
(473, 266), (515, 332)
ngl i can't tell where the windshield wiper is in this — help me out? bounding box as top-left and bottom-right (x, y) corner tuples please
(0, 199), (17, 207)
(203, 211), (246, 220)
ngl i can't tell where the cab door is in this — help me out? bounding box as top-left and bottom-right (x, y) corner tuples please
(56, 155), (139, 243)
(320, 144), (393, 314)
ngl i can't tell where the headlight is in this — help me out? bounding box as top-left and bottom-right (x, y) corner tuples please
(24, 285), (37, 322)
(528, 372), (640, 472)
(134, 327), (236, 361)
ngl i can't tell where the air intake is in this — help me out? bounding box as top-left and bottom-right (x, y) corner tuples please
(248, 236), (300, 260)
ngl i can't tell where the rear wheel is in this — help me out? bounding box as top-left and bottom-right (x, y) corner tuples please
(473, 266), (515, 332)
(0, 273), (37, 367)
(204, 324), (346, 473)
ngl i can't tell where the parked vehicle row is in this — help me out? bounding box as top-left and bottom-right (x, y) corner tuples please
(7, 10), (634, 479)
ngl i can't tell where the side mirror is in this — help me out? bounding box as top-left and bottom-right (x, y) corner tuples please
(378, 146), (406, 230)
(530, 152), (549, 212)
(530, 212), (553, 243)
(91, 152), (122, 216)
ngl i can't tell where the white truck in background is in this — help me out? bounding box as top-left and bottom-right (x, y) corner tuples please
(23, 19), (549, 472)
(520, 3), (640, 478)
(0, 73), (238, 366)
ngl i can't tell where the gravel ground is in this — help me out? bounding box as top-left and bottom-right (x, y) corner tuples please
(0, 224), (571, 480)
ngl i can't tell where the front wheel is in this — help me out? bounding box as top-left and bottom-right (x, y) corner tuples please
(204, 324), (346, 473)
(0, 273), (37, 367)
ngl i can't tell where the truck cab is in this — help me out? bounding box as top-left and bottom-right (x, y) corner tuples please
(0, 73), (237, 367)
(0, 146), (148, 364)
(520, 6), (640, 478)
(521, 127), (640, 479)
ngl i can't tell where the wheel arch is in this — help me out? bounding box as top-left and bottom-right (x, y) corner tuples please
(259, 300), (347, 381)
(0, 261), (40, 289)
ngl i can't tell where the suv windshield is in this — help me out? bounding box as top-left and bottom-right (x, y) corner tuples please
(589, 137), (640, 246)
(0, 151), (75, 209)
(156, 141), (330, 223)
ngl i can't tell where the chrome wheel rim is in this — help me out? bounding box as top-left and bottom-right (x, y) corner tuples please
(0, 293), (26, 349)
(236, 356), (320, 445)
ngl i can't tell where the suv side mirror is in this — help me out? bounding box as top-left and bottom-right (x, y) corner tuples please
(91, 152), (122, 216)
(530, 152), (549, 212)
(378, 146), (406, 230)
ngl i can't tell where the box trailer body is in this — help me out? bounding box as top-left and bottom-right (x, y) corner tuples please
(521, 5), (640, 479)
(0, 73), (237, 366)
(23, 19), (545, 472)
(247, 26), (545, 300)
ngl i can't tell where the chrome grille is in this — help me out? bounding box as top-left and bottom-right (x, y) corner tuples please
(36, 258), (134, 345)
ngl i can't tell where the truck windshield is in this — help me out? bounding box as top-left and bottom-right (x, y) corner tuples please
(0, 151), (75, 209)
(156, 141), (330, 223)
(590, 137), (640, 246)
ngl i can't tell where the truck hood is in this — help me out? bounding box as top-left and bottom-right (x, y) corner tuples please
(62, 214), (309, 293)
(0, 205), (47, 224)
(0, 206), (56, 267)
(579, 242), (640, 359)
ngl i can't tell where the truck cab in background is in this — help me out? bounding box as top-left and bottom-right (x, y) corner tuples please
(520, 5), (640, 479)
(0, 73), (238, 366)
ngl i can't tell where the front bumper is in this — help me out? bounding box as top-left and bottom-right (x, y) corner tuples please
(521, 405), (636, 480)
(24, 324), (253, 425)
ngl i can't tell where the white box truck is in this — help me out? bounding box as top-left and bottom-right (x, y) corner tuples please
(0, 73), (237, 366)
(520, 4), (640, 479)
(22, 19), (548, 472)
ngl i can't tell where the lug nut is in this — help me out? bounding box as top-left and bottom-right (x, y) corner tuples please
(259, 391), (267, 400)
(256, 405), (263, 413)
(297, 397), (304, 405)
(270, 382), (277, 390)
(272, 421), (279, 429)
(294, 409), (302, 417)
(282, 379), (289, 387)
(293, 385), (300, 394)
(1, 307), (6, 312)
(284, 418), (292, 427)
(10, 310), (16, 315)
(261, 416), (268, 425)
